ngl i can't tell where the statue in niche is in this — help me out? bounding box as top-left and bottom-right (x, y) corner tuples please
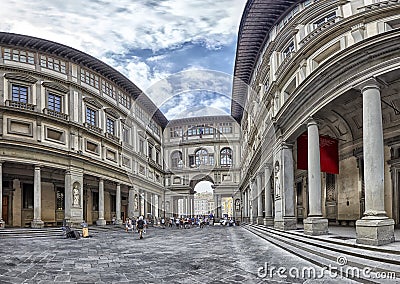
(274, 161), (281, 198)
(73, 182), (80, 207)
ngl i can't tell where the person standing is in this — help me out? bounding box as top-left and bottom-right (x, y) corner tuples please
(137, 216), (145, 239)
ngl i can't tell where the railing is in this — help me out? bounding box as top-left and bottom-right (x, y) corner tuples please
(5, 100), (35, 111)
(105, 132), (120, 143)
(43, 108), (69, 121)
(299, 17), (337, 46)
(84, 122), (102, 134)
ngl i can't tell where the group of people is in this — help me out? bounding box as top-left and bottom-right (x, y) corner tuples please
(167, 216), (215, 229)
(125, 216), (146, 239)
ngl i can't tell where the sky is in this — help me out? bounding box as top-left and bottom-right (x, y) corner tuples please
(0, 0), (247, 120)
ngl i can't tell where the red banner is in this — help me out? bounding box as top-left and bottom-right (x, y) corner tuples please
(297, 132), (339, 174)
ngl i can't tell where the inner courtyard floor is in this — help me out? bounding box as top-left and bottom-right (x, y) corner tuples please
(0, 225), (394, 283)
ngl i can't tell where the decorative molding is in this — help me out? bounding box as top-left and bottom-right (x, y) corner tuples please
(42, 81), (69, 93)
(83, 97), (103, 109)
(4, 73), (37, 84)
(104, 107), (120, 119)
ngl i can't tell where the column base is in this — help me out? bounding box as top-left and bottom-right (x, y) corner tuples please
(242, 217), (251, 224)
(356, 217), (395, 246)
(115, 219), (122, 225)
(274, 217), (297, 230)
(256, 217), (264, 225)
(263, 217), (274, 226)
(96, 219), (106, 226)
(31, 219), (44, 228)
(0, 220), (5, 229)
(304, 217), (329, 236)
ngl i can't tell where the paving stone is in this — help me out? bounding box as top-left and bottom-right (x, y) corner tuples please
(0, 226), (374, 283)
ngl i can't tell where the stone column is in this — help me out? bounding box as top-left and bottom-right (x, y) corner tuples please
(31, 166), (44, 228)
(116, 183), (121, 225)
(249, 180), (254, 224)
(304, 118), (328, 235)
(274, 142), (297, 230)
(128, 187), (135, 218)
(264, 164), (273, 226)
(142, 191), (147, 217)
(0, 162), (4, 228)
(183, 196), (187, 216)
(96, 178), (106, 225)
(257, 173), (263, 224)
(138, 189), (143, 217)
(356, 80), (395, 245)
(244, 189), (248, 222)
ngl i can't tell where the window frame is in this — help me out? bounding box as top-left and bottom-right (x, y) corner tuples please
(47, 92), (63, 113)
(220, 147), (233, 167)
(86, 107), (97, 126)
(106, 116), (115, 135)
(11, 84), (29, 103)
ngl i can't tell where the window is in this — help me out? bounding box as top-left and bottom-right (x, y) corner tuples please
(56, 188), (65, 210)
(148, 145), (153, 160)
(40, 55), (66, 73)
(4, 48), (34, 64)
(170, 126), (183, 138)
(171, 151), (183, 168)
(156, 150), (160, 165)
(106, 117), (115, 135)
(195, 149), (208, 166)
(220, 148), (233, 167)
(219, 123), (232, 134)
(102, 80), (116, 99)
(23, 184), (34, 209)
(282, 42), (295, 59)
(118, 91), (131, 109)
(80, 69), (99, 89)
(86, 107), (97, 126)
(139, 139), (145, 154)
(187, 125), (214, 137)
(12, 85), (28, 103)
(314, 12), (336, 28)
(122, 127), (130, 144)
(48, 93), (62, 112)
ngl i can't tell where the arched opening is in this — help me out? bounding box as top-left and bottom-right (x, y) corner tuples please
(193, 181), (214, 217)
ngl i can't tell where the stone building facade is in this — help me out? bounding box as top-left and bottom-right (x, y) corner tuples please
(0, 32), (166, 228)
(163, 116), (241, 219)
(233, 0), (400, 245)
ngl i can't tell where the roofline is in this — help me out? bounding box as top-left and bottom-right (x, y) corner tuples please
(0, 32), (168, 128)
(231, 0), (302, 123)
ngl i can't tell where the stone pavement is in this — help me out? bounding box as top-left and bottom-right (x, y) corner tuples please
(0, 225), (365, 284)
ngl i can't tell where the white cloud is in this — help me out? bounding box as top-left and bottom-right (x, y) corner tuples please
(0, 0), (245, 56)
(0, 0), (247, 118)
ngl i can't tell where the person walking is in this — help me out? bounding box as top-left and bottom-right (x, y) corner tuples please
(137, 216), (145, 239)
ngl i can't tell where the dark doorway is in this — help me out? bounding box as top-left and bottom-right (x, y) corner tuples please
(2, 196), (8, 224)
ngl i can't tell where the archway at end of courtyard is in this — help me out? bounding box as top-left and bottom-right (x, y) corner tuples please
(193, 180), (233, 220)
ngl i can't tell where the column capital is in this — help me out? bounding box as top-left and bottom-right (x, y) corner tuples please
(357, 78), (381, 93)
(307, 117), (318, 127)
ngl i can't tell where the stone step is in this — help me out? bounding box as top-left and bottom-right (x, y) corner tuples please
(243, 224), (400, 283)
(0, 225), (124, 239)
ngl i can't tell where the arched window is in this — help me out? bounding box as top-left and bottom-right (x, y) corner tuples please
(220, 147), (232, 166)
(195, 149), (208, 166)
(171, 151), (183, 168)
